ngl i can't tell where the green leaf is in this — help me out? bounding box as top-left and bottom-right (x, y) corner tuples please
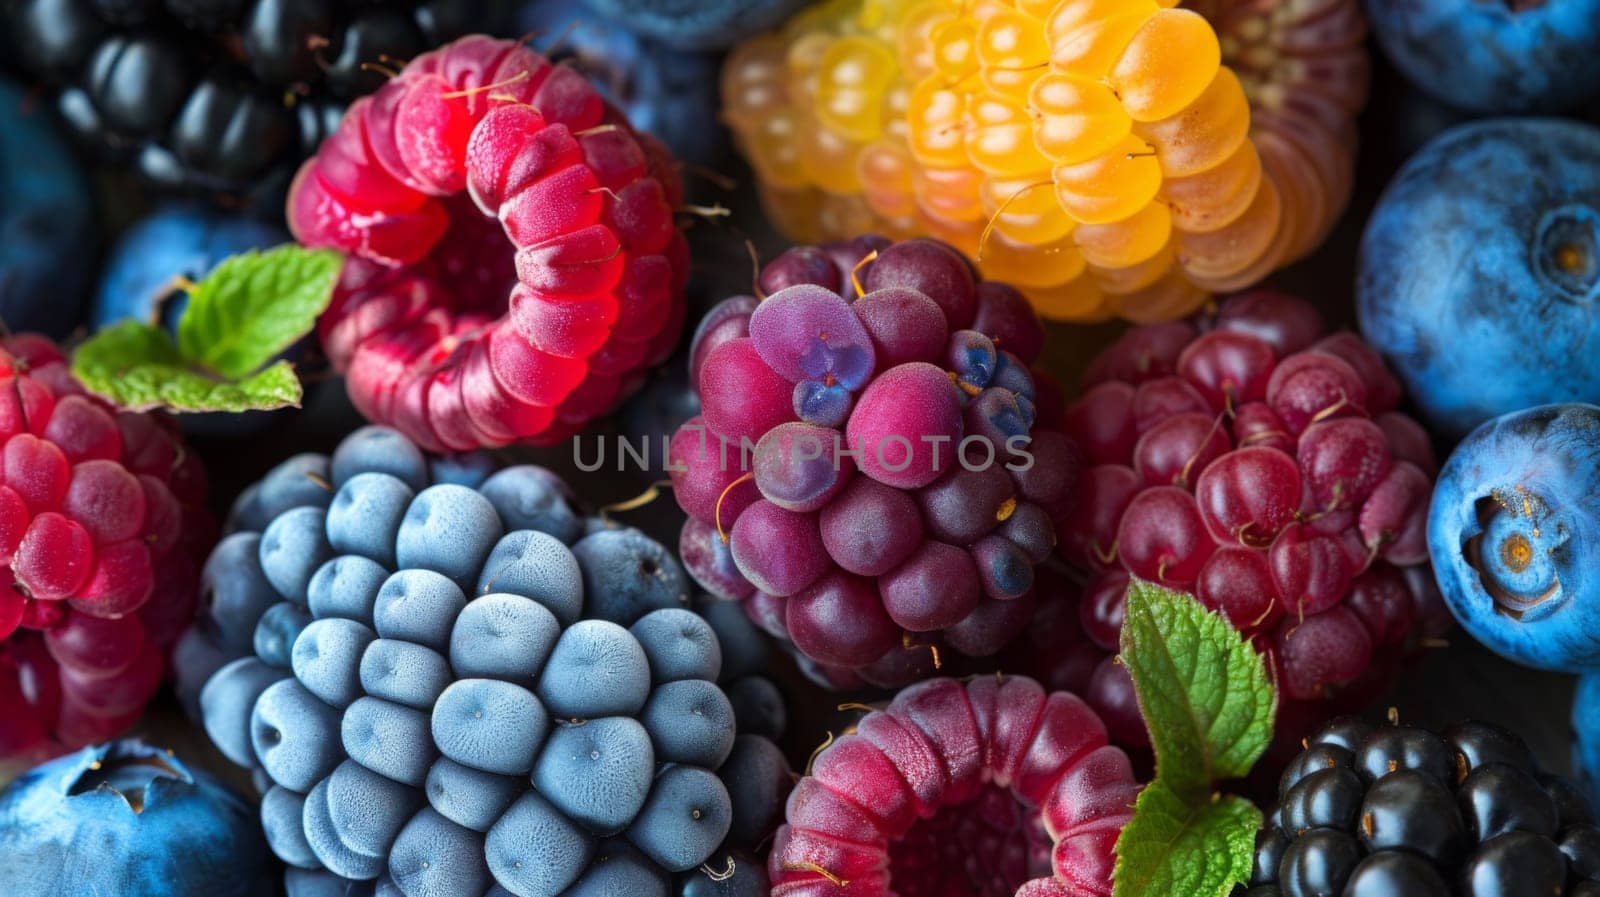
(72, 320), (303, 413)
(1118, 579), (1276, 798)
(176, 244), (343, 379)
(1113, 781), (1260, 897)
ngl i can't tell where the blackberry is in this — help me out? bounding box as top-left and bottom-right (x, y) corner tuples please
(1244, 716), (1600, 897)
(185, 425), (790, 897)
(6, 0), (507, 205)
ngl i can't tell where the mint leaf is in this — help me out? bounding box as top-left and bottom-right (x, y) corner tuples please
(1119, 579), (1275, 796)
(1111, 580), (1275, 897)
(176, 244), (342, 380)
(1113, 781), (1259, 897)
(72, 320), (303, 413)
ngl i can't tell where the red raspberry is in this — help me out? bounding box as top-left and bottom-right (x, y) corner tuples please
(289, 36), (689, 451)
(1060, 291), (1446, 745)
(0, 334), (214, 764)
(672, 237), (1081, 688)
(770, 676), (1142, 897)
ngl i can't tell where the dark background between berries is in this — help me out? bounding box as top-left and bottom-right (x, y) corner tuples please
(1, 49), (1587, 800)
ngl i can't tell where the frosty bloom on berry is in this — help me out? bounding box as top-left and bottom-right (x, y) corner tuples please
(0, 334), (213, 765)
(772, 675), (1141, 897)
(1060, 291), (1443, 747)
(288, 36), (689, 451)
(672, 237), (1079, 688)
(1428, 404), (1600, 674)
(194, 425), (789, 897)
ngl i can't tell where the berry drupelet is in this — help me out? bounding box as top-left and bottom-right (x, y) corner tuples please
(1242, 715), (1600, 897)
(6, 0), (507, 204)
(1060, 290), (1446, 749)
(672, 236), (1081, 689)
(0, 334), (214, 766)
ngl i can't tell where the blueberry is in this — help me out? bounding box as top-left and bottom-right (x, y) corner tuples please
(325, 759), (422, 858)
(360, 639), (451, 710)
(260, 506), (334, 604)
(327, 473), (415, 567)
(626, 765), (732, 872)
(448, 593), (561, 682)
(0, 741), (274, 897)
(430, 679), (550, 776)
(476, 531), (584, 626)
(341, 696), (437, 787)
(387, 807), (492, 897)
(199, 532), (280, 653)
(331, 426), (428, 491)
(254, 601), (313, 669)
(260, 785), (317, 869)
(717, 735), (790, 842)
(1365, 0), (1600, 114)
(253, 678), (344, 792)
(1359, 120), (1600, 438)
(530, 717), (655, 834)
(1429, 404), (1600, 670)
(291, 617), (377, 708)
(428, 452), (497, 489)
(423, 758), (523, 833)
(0, 79), (95, 338)
(200, 656), (288, 768)
(725, 676), (786, 741)
(563, 839), (669, 897)
(374, 570), (466, 650)
(630, 609), (722, 683)
(537, 620), (652, 719)
(640, 680), (736, 769)
(302, 777), (388, 880)
(573, 528), (690, 625)
(478, 466), (582, 545)
(307, 555), (390, 625)
(485, 791), (596, 897)
(396, 485), (503, 590)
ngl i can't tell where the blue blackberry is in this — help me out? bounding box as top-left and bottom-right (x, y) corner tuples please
(187, 425), (791, 897)
(1243, 717), (1600, 897)
(6, 0), (507, 205)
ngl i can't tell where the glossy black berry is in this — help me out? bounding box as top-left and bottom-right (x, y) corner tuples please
(1543, 772), (1598, 829)
(1278, 829), (1361, 897)
(1278, 743), (1355, 800)
(1253, 718), (1600, 897)
(1561, 826), (1600, 879)
(1309, 717), (1373, 752)
(1461, 830), (1567, 897)
(1355, 725), (1455, 786)
(1360, 770), (1468, 865)
(1280, 768), (1364, 834)
(4, 0), (508, 205)
(1445, 720), (1539, 775)
(1342, 852), (1450, 897)
(1458, 763), (1558, 841)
